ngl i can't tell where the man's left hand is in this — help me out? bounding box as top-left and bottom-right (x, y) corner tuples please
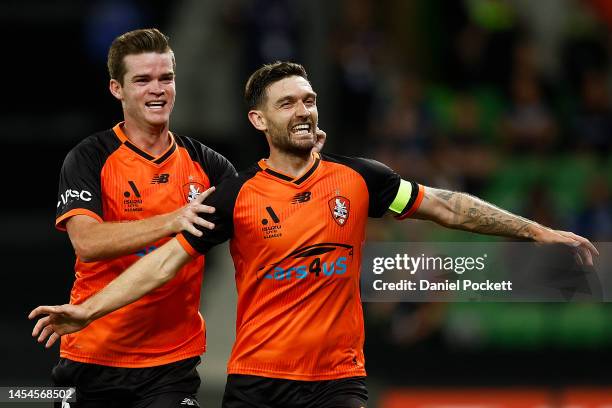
(535, 229), (599, 266)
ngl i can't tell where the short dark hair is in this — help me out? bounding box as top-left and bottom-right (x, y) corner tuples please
(107, 28), (175, 85)
(244, 61), (309, 110)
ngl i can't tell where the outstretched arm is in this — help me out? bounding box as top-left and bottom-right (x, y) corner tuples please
(413, 186), (599, 264)
(29, 237), (194, 348)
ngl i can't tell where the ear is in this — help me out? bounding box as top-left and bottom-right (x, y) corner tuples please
(248, 110), (267, 131)
(109, 79), (123, 101)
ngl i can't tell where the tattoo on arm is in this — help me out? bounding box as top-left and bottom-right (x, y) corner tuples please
(435, 190), (455, 201)
(432, 189), (537, 239)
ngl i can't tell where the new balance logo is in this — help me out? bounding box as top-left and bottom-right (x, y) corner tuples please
(151, 173), (170, 184)
(291, 191), (311, 204)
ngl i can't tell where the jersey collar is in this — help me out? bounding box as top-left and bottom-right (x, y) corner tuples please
(112, 122), (177, 165)
(258, 152), (321, 186)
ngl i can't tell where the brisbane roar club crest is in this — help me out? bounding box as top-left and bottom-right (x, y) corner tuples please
(328, 196), (350, 226)
(182, 182), (206, 202)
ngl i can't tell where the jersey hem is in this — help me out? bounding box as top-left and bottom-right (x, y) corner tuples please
(59, 346), (205, 368)
(56, 209), (103, 231)
(176, 234), (201, 257)
(226, 366), (367, 381)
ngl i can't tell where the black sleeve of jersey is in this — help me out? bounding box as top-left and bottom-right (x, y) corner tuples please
(322, 153), (402, 218)
(56, 137), (108, 221)
(175, 135), (238, 185)
(202, 145), (238, 186)
(181, 168), (254, 254)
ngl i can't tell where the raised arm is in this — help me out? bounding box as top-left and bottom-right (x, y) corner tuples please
(412, 186), (599, 264)
(29, 237), (194, 348)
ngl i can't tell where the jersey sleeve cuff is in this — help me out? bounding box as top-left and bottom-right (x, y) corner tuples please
(55, 209), (103, 231)
(176, 233), (201, 258)
(395, 183), (425, 220)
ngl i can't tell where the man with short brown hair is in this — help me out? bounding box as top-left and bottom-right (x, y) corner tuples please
(50, 27), (234, 407)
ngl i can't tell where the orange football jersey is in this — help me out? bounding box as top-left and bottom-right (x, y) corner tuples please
(55, 123), (236, 367)
(178, 152), (423, 380)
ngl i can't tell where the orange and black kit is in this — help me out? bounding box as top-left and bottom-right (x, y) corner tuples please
(55, 123), (236, 368)
(178, 152), (423, 381)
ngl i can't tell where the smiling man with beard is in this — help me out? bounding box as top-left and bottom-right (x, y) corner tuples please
(32, 61), (597, 408)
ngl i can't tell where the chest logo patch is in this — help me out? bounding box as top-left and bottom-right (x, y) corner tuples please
(123, 180), (143, 212)
(151, 173), (170, 184)
(292, 191), (311, 204)
(328, 196), (350, 226)
(183, 182), (206, 202)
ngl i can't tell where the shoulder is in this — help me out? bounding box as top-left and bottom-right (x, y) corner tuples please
(63, 129), (121, 168)
(174, 133), (205, 153)
(205, 164), (259, 207)
(174, 134), (226, 162)
(174, 134), (237, 178)
(321, 153), (396, 178)
(322, 153), (402, 218)
(219, 164), (261, 194)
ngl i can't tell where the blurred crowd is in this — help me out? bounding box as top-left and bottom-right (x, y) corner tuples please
(327, 0), (612, 243)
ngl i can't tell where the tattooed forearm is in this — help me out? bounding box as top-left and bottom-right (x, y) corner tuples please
(434, 190), (455, 201)
(429, 189), (540, 239)
(460, 201), (534, 238)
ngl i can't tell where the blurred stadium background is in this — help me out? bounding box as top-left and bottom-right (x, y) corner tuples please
(2, 0), (612, 406)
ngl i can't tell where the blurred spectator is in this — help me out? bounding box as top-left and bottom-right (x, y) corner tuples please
(84, 0), (147, 63)
(237, 0), (302, 73)
(523, 183), (562, 229)
(449, 23), (489, 88)
(389, 303), (446, 346)
(431, 93), (499, 194)
(560, 21), (609, 94)
(365, 302), (446, 349)
(512, 38), (541, 82)
(571, 70), (612, 153)
(501, 73), (558, 153)
(369, 72), (434, 182)
(572, 176), (612, 240)
(374, 73), (432, 152)
(446, 0), (519, 89)
(330, 0), (386, 148)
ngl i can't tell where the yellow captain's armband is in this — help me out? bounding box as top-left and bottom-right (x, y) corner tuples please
(388, 179), (413, 214)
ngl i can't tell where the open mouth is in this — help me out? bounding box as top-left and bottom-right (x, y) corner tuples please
(290, 123), (311, 136)
(145, 101), (166, 110)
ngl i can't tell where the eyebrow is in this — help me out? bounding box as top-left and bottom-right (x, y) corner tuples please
(131, 72), (175, 81)
(275, 92), (317, 106)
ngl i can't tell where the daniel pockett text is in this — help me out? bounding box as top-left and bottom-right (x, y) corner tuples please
(360, 243), (607, 302)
